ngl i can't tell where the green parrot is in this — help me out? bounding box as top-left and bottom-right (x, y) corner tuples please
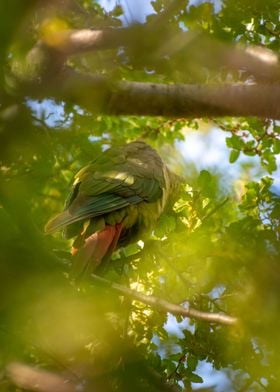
(45, 141), (180, 276)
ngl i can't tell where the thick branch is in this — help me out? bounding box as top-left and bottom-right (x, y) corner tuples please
(27, 69), (280, 119)
(7, 362), (78, 392)
(43, 27), (134, 55)
(10, 20), (280, 119)
(90, 274), (238, 326)
(42, 26), (280, 82)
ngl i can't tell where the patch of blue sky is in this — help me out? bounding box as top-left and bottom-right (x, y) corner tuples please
(164, 313), (195, 337)
(177, 126), (280, 194)
(98, 0), (155, 24)
(188, 0), (222, 13)
(193, 361), (233, 391)
(26, 99), (72, 128)
(98, 0), (223, 24)
(88, 133), (111, 151)
(88, 132), (110, 143)
(208, 284), (226, 299)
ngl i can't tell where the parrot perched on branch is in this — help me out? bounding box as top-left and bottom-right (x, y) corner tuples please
(45, 141), (181, 276)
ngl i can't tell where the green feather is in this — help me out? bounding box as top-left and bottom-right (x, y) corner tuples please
(45, 142), (173, 237)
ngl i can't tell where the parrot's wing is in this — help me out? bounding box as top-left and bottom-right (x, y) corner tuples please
(44, 192), (142, 234)
(45, 142), (166, 234)
(75, 142), (165, 202)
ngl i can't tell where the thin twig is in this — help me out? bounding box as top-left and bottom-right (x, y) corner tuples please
(167, 353), (186, 382)
(201, 197), (230, 223)
(90, 274), (238, 326)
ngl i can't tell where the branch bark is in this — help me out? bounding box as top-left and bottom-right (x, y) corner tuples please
(41, 25), (280, 82)
(7, 362), (78, 392)
(90, 274), (238, 326)
(42, 27), (135, 55)
(26, 68), (280, 119)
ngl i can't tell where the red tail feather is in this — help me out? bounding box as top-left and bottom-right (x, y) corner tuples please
(71, 224), (123, 276)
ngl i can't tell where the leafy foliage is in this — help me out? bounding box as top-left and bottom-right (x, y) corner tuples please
(0, 1), (280, 391)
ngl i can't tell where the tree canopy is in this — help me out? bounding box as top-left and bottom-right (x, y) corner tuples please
(1, 1), (280, 391)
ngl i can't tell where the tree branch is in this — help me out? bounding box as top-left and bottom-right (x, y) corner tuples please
(42, 27), (135, 55)
(41, 25), (280, 83)
(9, 18), (280, 120)
(90, 274), (238, 326)
(6, 362), (79, 392)
(26, 68), (280, 119)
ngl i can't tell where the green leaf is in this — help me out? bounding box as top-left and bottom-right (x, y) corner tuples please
(274, 125), (280, 134)
(110, 5), (123, 17)
(121, 243), (141, 257)
(197, 170), (212, 192)
(243, 149), (256, 156)
(190, 373), (203, 383)
(197, 170), (216, 198)
(226, 135), (244, 149)
(229, 149), (240, 163)
(155, 214), (176, 237)
(262, 153), (277, 173)
(166, 361), (177, 377)
(273, 139), (280, 154)
(187, 355), (198, 371)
